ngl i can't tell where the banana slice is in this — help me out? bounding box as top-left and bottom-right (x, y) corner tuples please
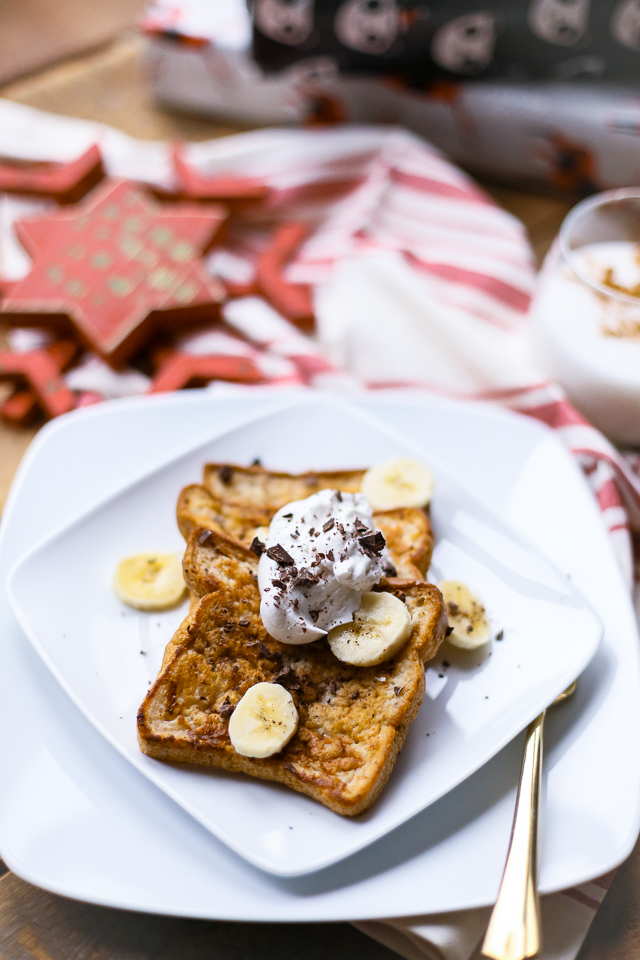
(362, 457), (435, 511)
(438, 580), (490, 649)
(228, 682), (298, 758)
(114, 553), (187, 611)
(327, 591), (412, 667)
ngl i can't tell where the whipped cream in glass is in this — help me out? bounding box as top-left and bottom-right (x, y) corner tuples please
(257, 489), (393, 644)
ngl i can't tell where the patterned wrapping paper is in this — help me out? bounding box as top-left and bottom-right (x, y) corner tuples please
(0, 96), (637, 960)
(251, 0), (640, 83)
(143, 0), (640, 197)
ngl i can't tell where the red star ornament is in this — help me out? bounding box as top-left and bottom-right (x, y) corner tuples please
(256, 222), (315, 332)
(1, 180), (227, 368)
(171, 146), (269, 201)
(0, 145), (104, 204)
(1, 387), (40, 426)
(149, 350), (263, 393)
(0, 339), (78, 421)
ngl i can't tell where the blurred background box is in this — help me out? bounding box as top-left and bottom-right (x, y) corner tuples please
(144, 0), (640, 198)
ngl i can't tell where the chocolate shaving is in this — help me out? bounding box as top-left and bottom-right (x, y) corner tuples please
(294, 570), (320, 588)
(271, 579), (285, 589)
(309, 610), (320, 623)
(265, 544), (295, 566)
(336, 491), (343, 502)
(326, 549), (334, 562)
(197, 529), (214, 546)
(446, 625), (454, 637)
(282, 512), (293, 519)
(323, 518), (335, 532)
(358, 531), (386, 555)
(218, 465), (233, 484)
(496, 629), (504, 641)
(219, 697), (235, 718)
(250, 536), (265, 558)
(251, 457), (262, 467)
(257, 640), (280, 661)
(353, 518), (369, 535)
(383, 560), (397, 577)
(274, 665), (301, 690)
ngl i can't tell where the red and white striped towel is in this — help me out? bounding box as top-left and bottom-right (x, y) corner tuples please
(0, 98), (635, 960)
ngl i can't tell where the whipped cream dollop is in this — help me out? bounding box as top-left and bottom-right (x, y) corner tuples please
(257, 489), (394, 644)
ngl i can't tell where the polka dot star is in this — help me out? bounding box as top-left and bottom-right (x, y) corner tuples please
(1, 179), (227, 367)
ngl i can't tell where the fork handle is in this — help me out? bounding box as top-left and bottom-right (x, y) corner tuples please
(482, 710), (545, 960)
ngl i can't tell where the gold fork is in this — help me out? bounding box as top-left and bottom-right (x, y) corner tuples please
(481, 681), (577, 960)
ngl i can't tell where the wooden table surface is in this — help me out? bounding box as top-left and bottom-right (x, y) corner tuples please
(0, 36), (638, 960)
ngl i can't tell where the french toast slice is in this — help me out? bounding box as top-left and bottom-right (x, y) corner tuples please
(138, 531), (448, 816)
(376, 507), (433, 579)
(177, 478), (433, 578)
(177, 484), (271, 544)
(203, 463), (365, 510)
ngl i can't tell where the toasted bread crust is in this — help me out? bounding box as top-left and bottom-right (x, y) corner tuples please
(374, 508), (433, 578)
(177, 481), (433, 578)
(139, 531), (447, 816)
(183, 527), (259, 601)
(177, 484), (270, 543)
(202, 463), (365, 510)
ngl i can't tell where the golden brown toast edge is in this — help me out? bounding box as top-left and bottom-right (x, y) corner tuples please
(177, 484), (270, 543)
(202, 463), (366, 509)
(178, 481), (433, 579)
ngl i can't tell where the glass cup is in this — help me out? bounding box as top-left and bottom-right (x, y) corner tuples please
(531, 188), (640, 446)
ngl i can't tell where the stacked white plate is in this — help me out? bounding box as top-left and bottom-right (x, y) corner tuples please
(0, 389), (638, 920)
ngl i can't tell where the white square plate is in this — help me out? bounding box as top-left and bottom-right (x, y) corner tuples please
(0, 389), (638, 919)
(7, 397), (602, 877)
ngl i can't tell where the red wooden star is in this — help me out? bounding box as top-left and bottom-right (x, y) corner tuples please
(0, 145), (105, 204)
(172, 146), (270, 201)
(149, 350), (263, 393)
(0, 339), (78, 421)
(1, 179), (227, 367)
(1, 387), (39, 426)
(255, 222), (315, 332)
